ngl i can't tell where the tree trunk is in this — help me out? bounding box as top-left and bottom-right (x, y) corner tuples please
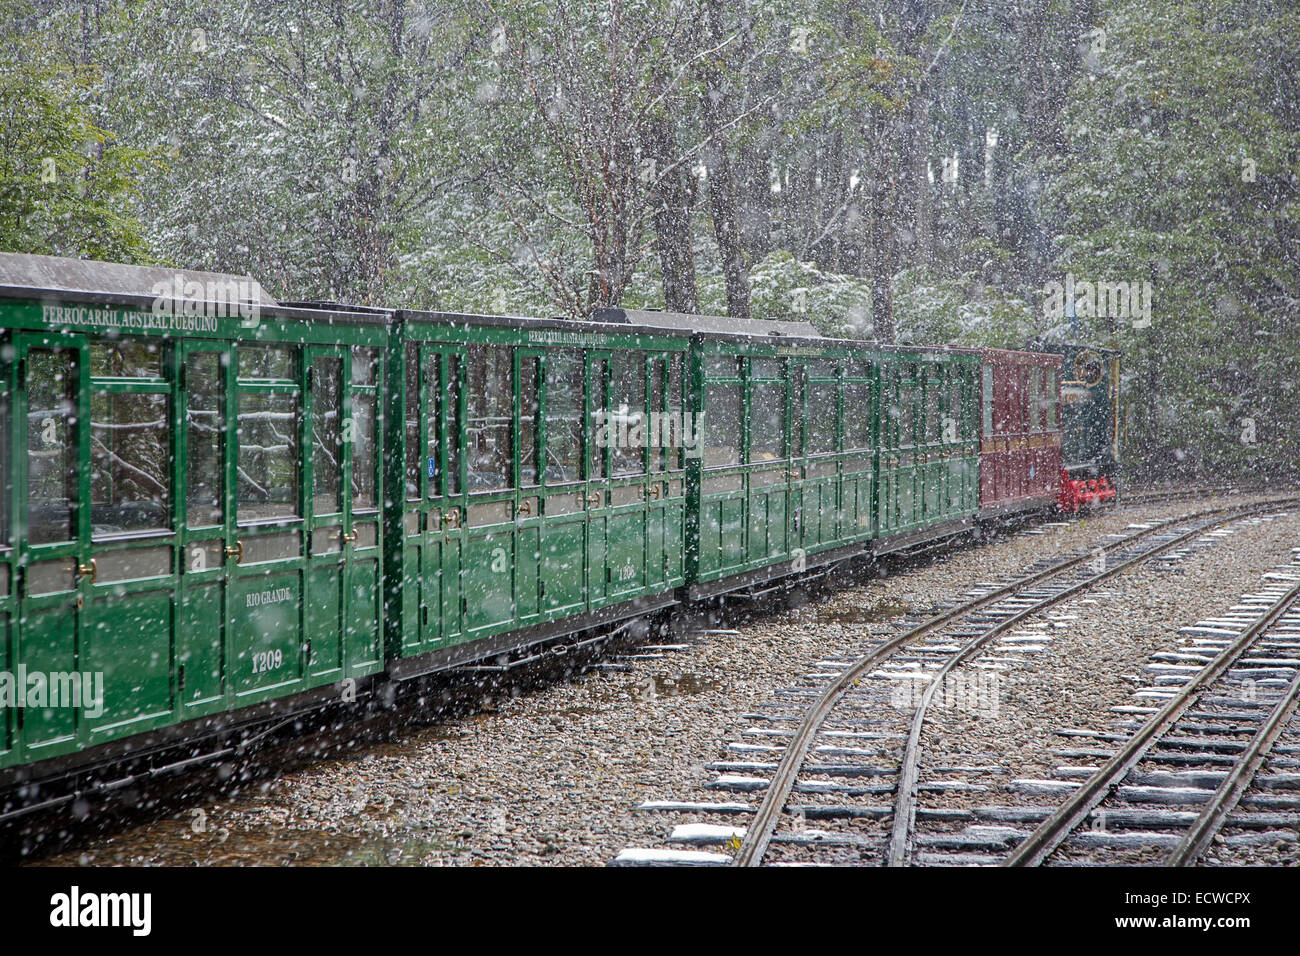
(644, 115), (698, 312)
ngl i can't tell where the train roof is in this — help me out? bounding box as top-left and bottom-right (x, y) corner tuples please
(0, 251), (278, 306)
(591, 307), (822, 339)
(0, 252), (388, 326)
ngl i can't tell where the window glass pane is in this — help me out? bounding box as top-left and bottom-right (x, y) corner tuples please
(750, 382), (784, 461)
(467, 345), (513, 492)
(237, 391), (299, 522)
(706, 355), (740, 379)
(847, 359), (871, 379)
(27, 348), (77, 544)
(668, 353), (684, 469)
(948, 380), (962, 441)
(925, 383), (941, 444)
(311, 357), (342, 515)
(752, 360), (781, 379)
(405, 343), (420, 500)
(899, 386), (916, 446)
(351, 393), (377, 510)
(520, 356), (539, 487)
(1029, 368), (1042, 432)
(91, 391), (170, 536)
(982, 366), (994, 437)
(91, 339), (163, 378)
(186, 351), (223, 527)
(611, 351), (645, 476)
(239, 345), (294, 380)
(424, 352), (441, 499)
(447, 355), (462, 495)
(587, 357), (607, 480)
(1045, 369), (1058, 429)
(845, 382), (872, 450)
(791, 368), (805, 458)
(650, 359), (665, 473)
(809, 381), (837, 453)
(705, 384), (740, 467)
(545, 350), (583, 484)
(352, 347), (378, 386)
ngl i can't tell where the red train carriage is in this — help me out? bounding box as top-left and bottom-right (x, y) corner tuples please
(974, 348), (1063, 518)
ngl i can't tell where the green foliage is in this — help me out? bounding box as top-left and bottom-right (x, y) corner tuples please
(0, 39), (153, 261)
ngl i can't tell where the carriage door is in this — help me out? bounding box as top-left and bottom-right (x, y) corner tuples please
(18, 333), (177, 750)
(229, 344), (308, 697)
(16, 335), (88, 753)
(305, 346), (383, 680)
(417, 344), (465, 645)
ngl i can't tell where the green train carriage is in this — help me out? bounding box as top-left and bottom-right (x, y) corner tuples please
(0, 254), (388, 776)
(382, 310), (693, 677)
(0, 253), (988, 812)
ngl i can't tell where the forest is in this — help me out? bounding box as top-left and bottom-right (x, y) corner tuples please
(1, 0), (1297, 482)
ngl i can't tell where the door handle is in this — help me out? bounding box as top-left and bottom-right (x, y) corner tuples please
(224, 540), (243, 564)
(342, 530), (358, 544)
(647, 484), (661, 500)
(587, 493), (602, 506)
(442, 509), (459, 527)
(515, 500), (532, 516)
(77, 558), (98, 584)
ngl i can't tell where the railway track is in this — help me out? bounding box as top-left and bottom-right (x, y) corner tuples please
(999, 547), (1300, 867)
(612, 495), (1300, 866)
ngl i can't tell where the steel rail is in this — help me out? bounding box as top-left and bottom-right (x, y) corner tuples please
(885, 502), (1295, 866)
(733, 496), (1296, 867)
(1004, 577), (1300, 867)
(1165, 656), (1300, 866)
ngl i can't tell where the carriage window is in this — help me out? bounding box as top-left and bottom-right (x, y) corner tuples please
(0, 383), (8, 546)
(982, 366), (994, 437)
(405, 343), (421, 500)
(947, 380), (962, 441)
(1045, 368), (1058, 429)
(92, 340), (163, 378)
(706, 355), (741, 380)
(808, 381), (838, 454)
(350, 347), (379, 511)
(311, 357), (342, 515)
(791, 367), (805, 458)
(239, 345), (294, 381)
(545, 350), (583, 484)
(611, 351), (646, 476)
(845, 382), (872, 450)
(704, 384), (740, 467)
(237, 391), (299, 522)
(899, 386), (916, 447)
(351, 392), (377, 510)
(649, 359), (665, 473)
(352, 347), (378, 386)
(1029, 367), (1043, 432)
(925, 382), (942, 444)
(466, 345), (512, 492)
(587, 357), (608, 479)
(91, 391), (170, 536)
(26, 348), (77, 544)
(668, 352), (684, 469)
(520, 356), (540, 487)
(186, 351), (223, 527)
(749, 382), (784, 461)
(751, 360), (782, 379)
(447, 354), (463, 495)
